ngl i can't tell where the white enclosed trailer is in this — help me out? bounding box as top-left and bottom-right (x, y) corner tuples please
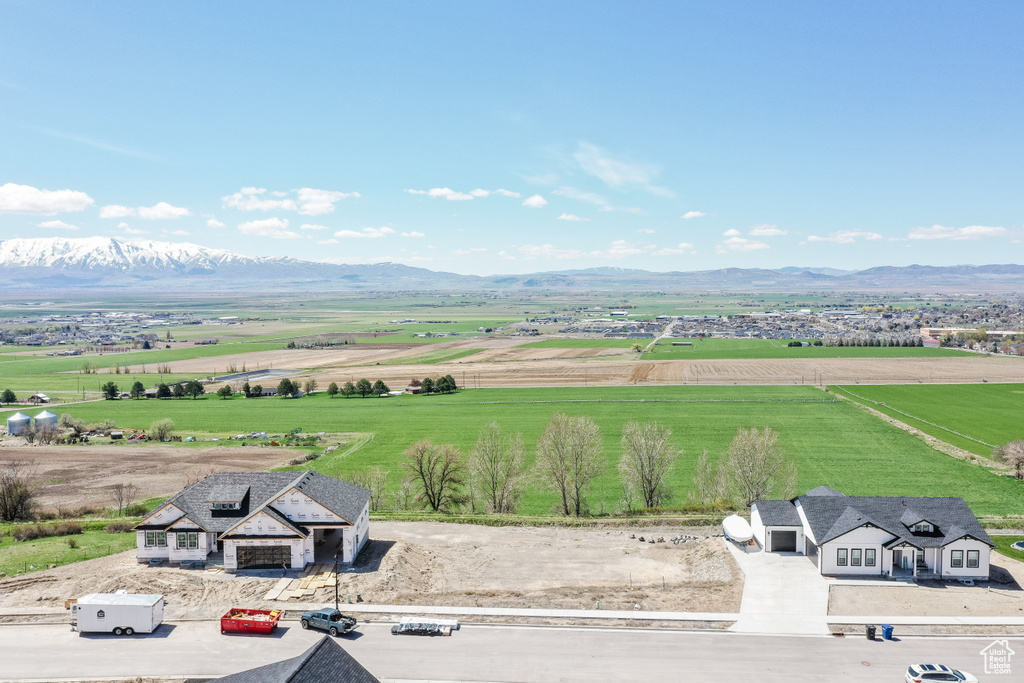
(72, 592), (164, 636)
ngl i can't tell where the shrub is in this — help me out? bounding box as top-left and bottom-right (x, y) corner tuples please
(66, 537), (78, 549)
(104, 521), (134, 534)
(54, 521), (82, 536)
(124, 503), (150, 516)
(13, 522), (82, 542)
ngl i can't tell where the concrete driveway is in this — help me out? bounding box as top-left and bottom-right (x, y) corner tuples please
(725, 540), (831, 635)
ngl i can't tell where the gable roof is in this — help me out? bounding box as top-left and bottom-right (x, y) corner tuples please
(753, 499), (802, 526)
(211, 635), (379, 683)
(796, 494), (993, 548)
(135, 471), (370, 536)
(804, 485), (845, 497)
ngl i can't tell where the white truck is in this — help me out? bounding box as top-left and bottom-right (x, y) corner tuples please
(71, 592), (164, 636)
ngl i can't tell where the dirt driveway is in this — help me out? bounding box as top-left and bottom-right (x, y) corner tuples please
(0, 522), (741, 619)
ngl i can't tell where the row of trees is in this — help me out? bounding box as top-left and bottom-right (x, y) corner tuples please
(325, 379), (390, 398)
(380, 417), (795, 516)
(103, 380), (204, 400)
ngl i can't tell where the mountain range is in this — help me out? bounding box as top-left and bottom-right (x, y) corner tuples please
(1, 236), (1022, 293)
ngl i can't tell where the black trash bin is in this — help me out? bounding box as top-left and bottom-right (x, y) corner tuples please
(865, 625), (876, 640)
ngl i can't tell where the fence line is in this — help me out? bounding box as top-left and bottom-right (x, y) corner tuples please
(833, 386), (994, 448)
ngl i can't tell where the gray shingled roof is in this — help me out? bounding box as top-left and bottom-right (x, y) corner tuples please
(205, 484), (250, 503)
(135, 471), (370, 538)
(804, 485), (845, 497)
(753, 499), (802, 526)
(211, 635), (379, 683)
(797, 495), (993, 548)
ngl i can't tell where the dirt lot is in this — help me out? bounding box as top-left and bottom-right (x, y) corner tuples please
(828, 553), (1024, 617)
(0, 522), (741, 619)
(0, 442), (299, 510)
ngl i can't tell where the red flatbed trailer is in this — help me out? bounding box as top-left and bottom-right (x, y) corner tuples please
(220, 608), (283, 635)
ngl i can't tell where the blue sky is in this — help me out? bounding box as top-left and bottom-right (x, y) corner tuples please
(1, 2), (1022, 275)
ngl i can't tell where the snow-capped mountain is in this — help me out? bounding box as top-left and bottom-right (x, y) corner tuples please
(0, 237), (256, 273)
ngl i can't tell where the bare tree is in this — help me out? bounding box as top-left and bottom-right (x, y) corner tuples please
(392, 477), (416, 511)
(352, 466), (390, 512)
(403, 441), (467, 512)
(689, 448), (725, 505)
(184, 466), (214, 487)
(722, 427), (797, 506)
(35, 422), (59, 445)
(111, 482), (139, 516)
(618, 421), (679, 509)
(303, 378), (318, 395)
(535, 413), (603, 516)
(0, 460), (39, 522)
(21, 422), (37, 445)
(469, 422), (527, 514)
(993, 440), (1024, 480)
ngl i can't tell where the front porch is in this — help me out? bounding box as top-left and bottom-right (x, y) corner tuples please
(889, 544), (938, 578)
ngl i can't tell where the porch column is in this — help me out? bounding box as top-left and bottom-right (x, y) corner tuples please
(913, 548), (917, 577)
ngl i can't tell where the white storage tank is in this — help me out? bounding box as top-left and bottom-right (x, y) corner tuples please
(34, 410), (58, 429)
(6, 412), (31, 436)
(72, 592), (164, 636)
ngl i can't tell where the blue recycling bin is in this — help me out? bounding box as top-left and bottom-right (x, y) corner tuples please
(881, 624), (894, 640)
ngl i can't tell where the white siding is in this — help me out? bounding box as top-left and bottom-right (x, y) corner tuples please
(765, 525), (805, 554)
(819, 526), (893, 576)
(941, 538), (991, 580)
(135, 531), (169, 560)
(750, 506), (766, 547)
(141, 504), (185, 527)
(168, 530), (209, 563)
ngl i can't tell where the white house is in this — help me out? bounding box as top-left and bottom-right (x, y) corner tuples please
(134, 471), (371, 571)
(751, 486), (993, 581)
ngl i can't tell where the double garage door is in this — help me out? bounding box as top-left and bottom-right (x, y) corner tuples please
(237, 545), (291, 569)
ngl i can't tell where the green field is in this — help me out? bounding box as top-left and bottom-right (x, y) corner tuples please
(0, 524), (138, 576)
(520, 339), (640, 349)
(993, 536), (1024, 562)
(642, 338), (971, 361)
(26, 385), (1024, 517)
(832, 384), (1024, 458)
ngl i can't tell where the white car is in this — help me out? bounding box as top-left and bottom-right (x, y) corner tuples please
(905, 664), (978, 682)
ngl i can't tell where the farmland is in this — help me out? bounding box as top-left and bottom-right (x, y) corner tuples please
(832, 384), (1024, 458)
(21, 385), (1024, 518)
(640, 338), (972, 361)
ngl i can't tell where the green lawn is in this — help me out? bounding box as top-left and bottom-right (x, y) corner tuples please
(992, 535), (1024, 562)
(642, 338), (971, 361)
(44, 386), (1024, 517)
(832, 384), (1024, 458)
(0, 525), (137, 576)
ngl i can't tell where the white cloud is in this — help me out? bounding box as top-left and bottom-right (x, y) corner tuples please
(498, 250), (516, 260)
(653, 242), (697, 256)
(405, 187), (474, 201)
(749, 224), (787, 237)
(99, 204), (135, 218)
(238, 217), (302, 239)
(908, 224), (1008, 240)
(573, 142), (672, 195)
(557, 213), (589, 222)
(553, 187), (608, 205)
(516, 239), (680, 260)
(119, 226), (149, 235)
(38, 219), (79, 231)
(300, 223), (329, 231)
(806, 230), (885, 244)
(0, 183), (93, 215)
(137, 202), (191, 220)
(523, 194), (548, 208)
(101, 202), (191, 220)
(206, 218), (225, 228)
(401, 231), (426, 237)
(716, 237), (770, 253)
(681, 211), (707, 220)
(317, 238), (339, 245)
(723, 229), (741, 237)
(636, 228), (655, 234)
(334, 226), (396, 239)
(223, 187), (357, 215)
(492, 189), (521, 198)
(452, 247), (488, 256)
(599, 206), (643, 214)
(166, 229), (190, 236)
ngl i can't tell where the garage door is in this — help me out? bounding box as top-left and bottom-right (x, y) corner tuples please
(771, 530), (797, 552)
(237, 545), (291, 569)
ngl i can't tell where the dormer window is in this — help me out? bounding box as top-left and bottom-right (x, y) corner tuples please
(211, 502), (240, 510)
(912, 522), (933, 533)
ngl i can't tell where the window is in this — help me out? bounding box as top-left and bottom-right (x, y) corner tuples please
(145, 531), (166, 547)
(176, 532), (199, 549)
(912, 522), (932, 533)
(837, 548), (848, 566)
(967, 550), (980, 569)
(951, 550), (963, 568)
(211, 502), (239, 510)
(865, 548), (876, 567)
(851, 549), (862, 566)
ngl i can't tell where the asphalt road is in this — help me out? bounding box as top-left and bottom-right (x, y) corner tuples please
(0, 621), (1015, 682)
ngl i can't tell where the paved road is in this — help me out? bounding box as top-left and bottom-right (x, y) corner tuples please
(0, 621), (1015, 682)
